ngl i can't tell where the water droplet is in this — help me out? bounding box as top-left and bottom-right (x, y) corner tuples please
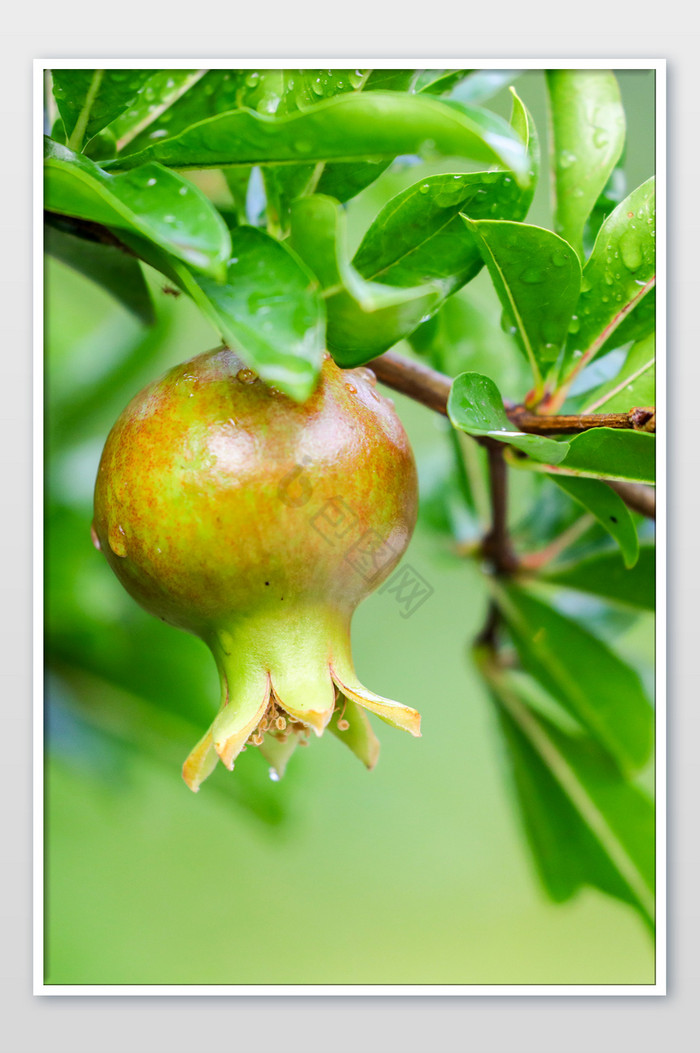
(294, 138), (312, 154)
(108, 524), (128, 558)
(559, 150), (577, 168)
(580, 276), (593, 293)
(520, 267), (544, 284)
(419, 183), (430, 195)
(345, 383), (357, 394)
(573, 349), (583, 359)
(237, 368), (257, 384)
(568, 315), (580, 334)
(619, 231), (643, 271)
(551, 250), (569, 268)
(245, 71), (259, 87)
(90, 523), (101, 551)
(178, 186), (188, 196)
(146, 177), (157, 186)
(149, 128), (168, 139)
(604, 272), (615, 286)
(269, 768), (281, 782)
(593, 128), (609, 148)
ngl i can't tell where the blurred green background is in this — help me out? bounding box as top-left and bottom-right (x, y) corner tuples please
(44, 69), (656, 986)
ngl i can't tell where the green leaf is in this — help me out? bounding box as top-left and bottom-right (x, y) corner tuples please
(492, 581), (653, 773)
(450, 70), (522, 104)
(44, 221), (155, 324)
(51, 69), (153, 150)
(548, 474), (639, 568)
(558, 428), (655, 484)
(289, 194), (440, 364)
(461, 219), (581, 385)
(44, 138), (231, 280)
(107, 70), (204, 144)
(541, 544), (655, 611)
(353, 171), (526, 293)
(104, 91), (531, 186)
(174, 227), (324, 401)
(583, 333), (655, 413)
(120, 70), (291, 155)
(479, 657), (654, 925)
(563, 179), (655, 374)
(448, 373), (569, 463)
(546, 70), (626, 261)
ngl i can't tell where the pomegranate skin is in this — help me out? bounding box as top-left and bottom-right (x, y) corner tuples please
(93, 347), (421, 789)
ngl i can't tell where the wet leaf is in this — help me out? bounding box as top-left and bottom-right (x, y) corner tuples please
(289, 195), (440, 363)
(492, 581), (653, 773)
(51, 69), (153, 149)
(105, 91), (531, 187)
(479, 657), (654, 926)
(548, 474), (639, 568)
(462, 219), (581, 385)
(44, 138), (231, 280)
(563, 178), (655, 373)
(448, 373), (569, 463)
(44, 220), (154, 324)
(546, 70), (626, 261)
(582, 333), (655, 413)
(541, 544), (655, 611)
(558, 428), (655, 484)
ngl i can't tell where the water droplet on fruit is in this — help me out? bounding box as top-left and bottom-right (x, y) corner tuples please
(237, 368), (257, 384)
(345, 383), (357, 394)
(108, 524), (128, 558)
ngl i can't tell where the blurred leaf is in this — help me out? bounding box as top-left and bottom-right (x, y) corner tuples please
(449, 70), (522, 104)
(461, 220), (581, 385)
(479, 656), (654, 926)
(583, 161), (627, 257)
(493, 581), (653, 772)
(541, 544), (655, 611)
(448, 373), (569, 463)
(44, 138), (231, 279)
(105, 92), (531, 186)
(289, 194), (440, 364)
(558, 428), (655, 484)
(44, 221), (155, 325)
(548, 474), (639, 568)
(53, 664), (289, 825)
(546, 70), (626, 261)
(563, 179), (655, 374)
(583, 333), (655, 413)
(52, 69), (153, 150)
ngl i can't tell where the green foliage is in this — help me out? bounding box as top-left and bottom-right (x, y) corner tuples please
(44, 66), (657, 947)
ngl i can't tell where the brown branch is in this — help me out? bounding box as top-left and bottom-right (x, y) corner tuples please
(606, 480), (656, 520)
(368, 350), (655, 434)
(44, 211), (138, 256)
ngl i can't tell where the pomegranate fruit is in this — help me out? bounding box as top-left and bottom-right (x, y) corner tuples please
(92, 347), (421, 791)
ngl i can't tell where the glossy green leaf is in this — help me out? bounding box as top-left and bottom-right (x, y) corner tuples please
(107, 70), (203, 145)
(176, 228), (324, 401)
(546, 70), (626, 261)
(548, 474), (639, 568)
(492, 581), (654, 773)
(583, 333), (655, 413)
(121, 70), (293, 155)
(558, 428), (655, 484)
(462, 219), (581, 384)
(448, 373), (569, 463)
(353, 171), (526, 292)
(479, 657), (654, 925)
(44, 221), (154, 324)
(563, 179), (655, 374)
(44, 138), (231, 280)
(289, 195), (440, 363)
(51, 69), (153, 150)
(105, 92), (531, 186)
(541, 544), (655, 611)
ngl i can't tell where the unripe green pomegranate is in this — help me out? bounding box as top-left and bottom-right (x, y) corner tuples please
(93, 347), (421, 790)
